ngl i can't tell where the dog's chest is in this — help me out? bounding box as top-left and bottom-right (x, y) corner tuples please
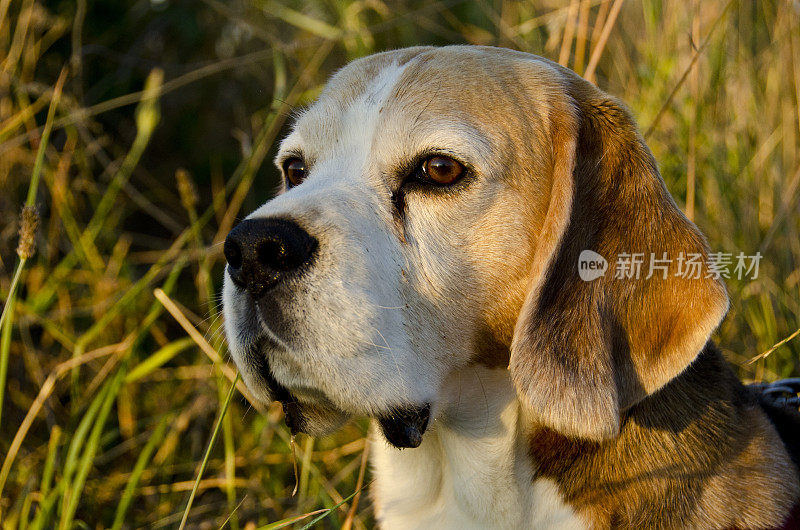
(370, 368), (585, 530)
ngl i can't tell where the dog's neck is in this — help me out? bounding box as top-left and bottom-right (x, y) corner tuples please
(368, 353), (799, 529)
(369, 365), (584, 530)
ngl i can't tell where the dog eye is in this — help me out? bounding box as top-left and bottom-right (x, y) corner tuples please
(421, 156), (465, 185)
(284, 158), (307, 187)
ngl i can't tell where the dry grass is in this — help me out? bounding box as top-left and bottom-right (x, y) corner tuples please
(0, 0), (798, 527)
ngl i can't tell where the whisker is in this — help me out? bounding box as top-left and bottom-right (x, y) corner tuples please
(372, 327), (404, 382)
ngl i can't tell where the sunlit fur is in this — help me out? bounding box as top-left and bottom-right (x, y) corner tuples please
(224, 46), (799, 529)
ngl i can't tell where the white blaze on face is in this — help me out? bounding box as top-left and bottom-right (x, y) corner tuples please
(225, 60), (438, 417)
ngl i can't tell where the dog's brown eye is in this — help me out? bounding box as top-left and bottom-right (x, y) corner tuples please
(284, 158), (307, 187)
(422, 156), (464, 185)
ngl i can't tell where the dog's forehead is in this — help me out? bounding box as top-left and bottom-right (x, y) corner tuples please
(318, 46), (434, 108)
(283, 46), (562, 162)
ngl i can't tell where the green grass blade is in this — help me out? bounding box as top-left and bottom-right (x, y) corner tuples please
(59, 366), (127, 529)
(178, 372), (241, 530)
(125, 337), (195, 383)
(297, 485), (366, 530)
(57, 375), (112, 511)
(29, 482), (65, 530)
(111, 414), (172, 530)
(254, 509), (327, 530)
(0, 293), (16, 429)
(217, 371), (239, 530)
(26, 68), (67, 206)
(39, 425), (62, 498)
(0, 258), (25, 344)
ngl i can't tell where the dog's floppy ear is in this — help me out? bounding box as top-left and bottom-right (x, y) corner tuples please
(509, 72), (729, 441)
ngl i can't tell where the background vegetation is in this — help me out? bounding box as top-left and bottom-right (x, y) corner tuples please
(1, 0), (799, 527)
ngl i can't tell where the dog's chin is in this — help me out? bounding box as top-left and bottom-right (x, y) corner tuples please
(246, 341), (349, 436)
(245, 339), (431, 446)
(290, 400), (431, 448)
(281, 398), (350, 437)
(271, 385), (433, 447)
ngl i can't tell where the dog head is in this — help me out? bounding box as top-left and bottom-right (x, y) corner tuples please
(222, 46), (728, 447)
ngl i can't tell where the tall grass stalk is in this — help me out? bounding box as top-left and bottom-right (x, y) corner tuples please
(0, 69), (66, 430)
(110, 414), (172, 529)
(178, 372), (240, 530)
(69, 67), (163, 401)
(59, 366), (127, 529)
(0, 295), (15, 430)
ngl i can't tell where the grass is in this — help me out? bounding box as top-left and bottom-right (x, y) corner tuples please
(0, 0), (799, 527)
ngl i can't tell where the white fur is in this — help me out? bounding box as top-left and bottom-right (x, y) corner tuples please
(371, 366), (584, 529)
(225, 59), (444, 415)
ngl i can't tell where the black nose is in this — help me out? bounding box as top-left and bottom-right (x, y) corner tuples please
(224, 218), (317, 297)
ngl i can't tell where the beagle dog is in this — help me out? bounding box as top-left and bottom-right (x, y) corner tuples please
(222, 46), (800, 529)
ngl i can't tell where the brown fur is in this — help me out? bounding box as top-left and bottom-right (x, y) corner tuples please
(510, 67), (729, 441)
(507, 56), (800, 528)
(529, 344), (799, 529)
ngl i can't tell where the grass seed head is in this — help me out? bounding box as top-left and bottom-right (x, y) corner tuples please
(135, 68), (164, 138)
(16, 206), (40, 260)
(176, 168), (199, 213)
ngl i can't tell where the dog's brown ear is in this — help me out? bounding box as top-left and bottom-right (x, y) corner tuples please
(509, 73), (729, 441)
